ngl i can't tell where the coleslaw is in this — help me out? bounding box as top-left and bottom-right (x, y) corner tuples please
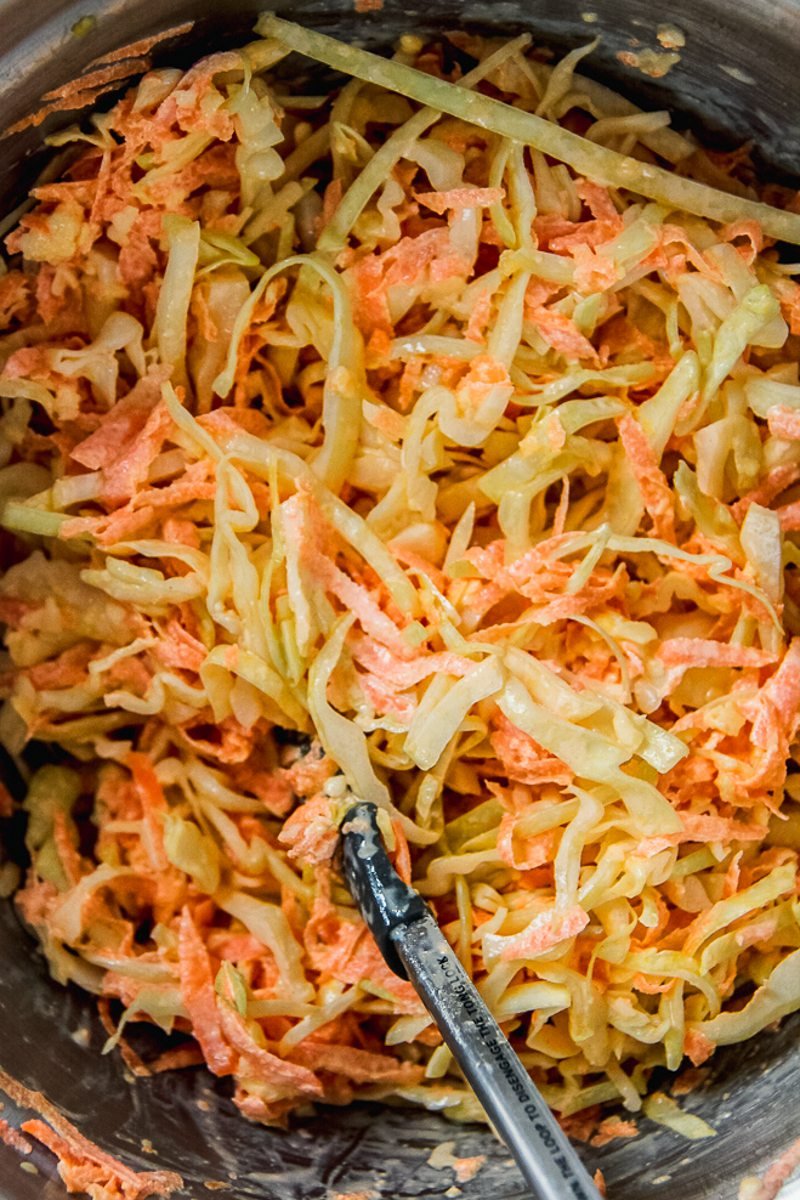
(0, 19), (799, 1137)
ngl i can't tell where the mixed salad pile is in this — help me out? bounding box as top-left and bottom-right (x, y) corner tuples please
(0, 16), (799, 1150)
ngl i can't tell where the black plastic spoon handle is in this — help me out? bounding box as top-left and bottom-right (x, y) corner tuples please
(340, 803), (602, 1200)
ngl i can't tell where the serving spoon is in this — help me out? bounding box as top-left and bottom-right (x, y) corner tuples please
(340, 801), (603, 1200)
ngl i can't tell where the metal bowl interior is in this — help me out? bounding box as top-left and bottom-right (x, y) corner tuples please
(0, 2), (799, 1198)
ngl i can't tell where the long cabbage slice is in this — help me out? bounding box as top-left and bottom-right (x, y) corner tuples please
(153, 217), (201, 391)
(694, 949), (800, 1044)
(259, 15), (800, 244)
(317, 33), (533, 252)
(213, 253), (366, 494)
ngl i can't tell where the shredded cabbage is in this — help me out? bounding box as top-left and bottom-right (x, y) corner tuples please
(260, 15), (800, 245)
(152, 216), (201, 392)
(642, 1092), (717, 1140)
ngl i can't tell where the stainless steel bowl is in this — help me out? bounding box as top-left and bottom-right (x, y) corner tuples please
(0, 2), (798, 1197)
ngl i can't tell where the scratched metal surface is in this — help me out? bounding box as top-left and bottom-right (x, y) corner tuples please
(0, 1), (799, 1197)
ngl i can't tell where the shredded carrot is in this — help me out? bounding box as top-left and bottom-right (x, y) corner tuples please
(0, 1069), (181, 1199)
(290, 1042), (423, 1085)
(767, 406), (800, 442)
(589, 1117), (638, 1147)
(278, 793), (339, 865)
(218, 1005), (323, 1097)
(126, 753), (169, 872)
(177, 907), (236, 1075)
(683, 1028), (716, 1067)
(22, 1118), (177, 1199)
(86, 24), (195, 70)
(528, 307), (600, 363)
(414, 186), (505, 215)
(618, 412), (676, 541)
(492, 905), (589, 961)
(0, 1119), (32, 1155)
